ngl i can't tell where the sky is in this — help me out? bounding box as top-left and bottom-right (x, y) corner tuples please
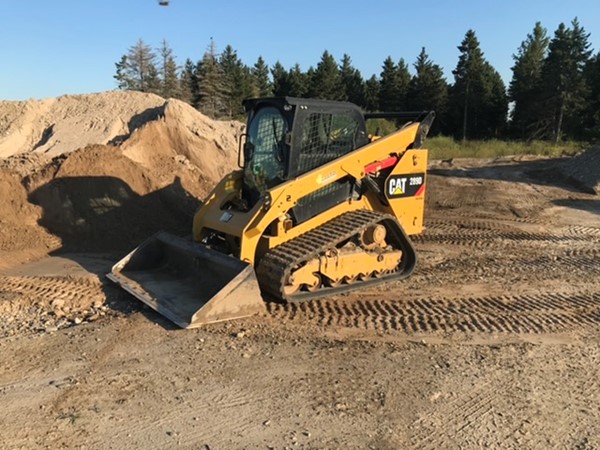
(1, 0), (599, 101)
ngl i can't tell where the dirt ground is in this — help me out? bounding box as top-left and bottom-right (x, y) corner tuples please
(0, 92), (599, 449)
(0, 157), (598, 449)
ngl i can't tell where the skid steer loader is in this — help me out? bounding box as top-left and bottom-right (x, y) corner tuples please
(108, 97), (434, 328)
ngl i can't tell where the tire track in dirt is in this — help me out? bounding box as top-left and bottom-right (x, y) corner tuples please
(89, 378), (273, 448)
(415, 230), (599, 248)
(408, 381), (504, 450)
(417, 252), (600, 279)
(426, 217), (600, 238)
(267, 291), (600, 334)
(407, 353), (600, 449)
(0, 275), (105, 309)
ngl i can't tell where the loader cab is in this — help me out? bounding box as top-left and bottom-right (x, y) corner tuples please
(241, 97), (369, 210)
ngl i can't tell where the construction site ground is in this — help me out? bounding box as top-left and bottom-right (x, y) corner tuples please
(0, 93), (599, 449)
(1, 158), (599, 450)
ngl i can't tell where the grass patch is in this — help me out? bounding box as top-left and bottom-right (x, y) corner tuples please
(365, 118), (588, 159)
(426, 136), (587, 160)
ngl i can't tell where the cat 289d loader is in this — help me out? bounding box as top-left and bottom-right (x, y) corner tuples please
(108, 97), (434, 328)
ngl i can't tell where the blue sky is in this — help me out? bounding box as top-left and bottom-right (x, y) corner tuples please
(1, 0), (599, 100)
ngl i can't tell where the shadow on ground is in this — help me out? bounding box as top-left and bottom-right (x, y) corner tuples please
(552, 198), (600, 216)
(27, 175), (202, 330)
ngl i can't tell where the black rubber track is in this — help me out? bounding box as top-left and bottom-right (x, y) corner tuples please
(256, 210), (417, 302)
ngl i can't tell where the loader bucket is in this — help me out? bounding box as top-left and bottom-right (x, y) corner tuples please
(107, 231), (265, 328)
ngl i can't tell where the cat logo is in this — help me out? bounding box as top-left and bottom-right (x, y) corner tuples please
(385, 173), (425, 199)
(388, 177), (407, 196)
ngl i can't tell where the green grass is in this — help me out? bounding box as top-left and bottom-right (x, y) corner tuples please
(426, 136), (587, 160)
(366, 119), (587, 159)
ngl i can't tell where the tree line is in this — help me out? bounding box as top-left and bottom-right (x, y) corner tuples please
(114, 18), (599, 142)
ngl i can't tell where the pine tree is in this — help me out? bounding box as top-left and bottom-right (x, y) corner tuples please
(309, 51), (344, 100)
(407, 48), (449, 134)
(451, 30), (485, 140)
(509, 22), (549, 139)
(339, 54), (365, 106)
(564, 18), (593, 140)
(541, 19), (592, 142)
(288, 64), (308, 97)
(396, 58), (411, 109)
(252, 56), (272, 97)
(482, 62), (509, 137)
(159, 39), (181, 99)
(379, 57), (409, 111)
(146, 64), (162, 95)
(196, 40), (227, 118)
(583, 52), (600, 139)
(219, 45), (256, 117)
(364, 75), (380, 111)
(114, 55), (133, 90)
(379, 57), (398, 111)
(450, 30), (507, 140)
(271, 61), (290, 96)
(114, 39), (158, 93)
(179, 58), (196, 105)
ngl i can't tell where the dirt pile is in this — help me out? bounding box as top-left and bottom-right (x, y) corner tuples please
(0, 91), (166, 158)
(0, 91), (243, 254)
(562, 145), (600, 194)
(122, 99), (242, 184)
(0, 167), (58, 268)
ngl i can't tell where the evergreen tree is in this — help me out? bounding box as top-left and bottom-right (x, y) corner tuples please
(509, 22), (549, 139)
(364, 75), (380, 111)
(542, 19), (591, 142)
(114, 55), (133, 90)
(192, 59), (204, 108)
(379, 57), (398, 111)
(583, 52), (600, 139)
(541, 19), (592, 142)
(196, 40), (227, 118)
(252, 56), (272, 97)
(339, 54), (365, 106)
(482, 63), (509, 137)
(158, 39), (181, 99)
(271, 61), (290, 96)
(450, 30), (507, 140)
(396, 58), (411, 109)
(114, 39), (158, 93)
(379, 57), (409, 111)
(179, 58), (197, 105)
(309, 51), (344, 100)
(219, 45), (257, 117)
(145, 64), (162, 95)
(288, 64), (309, 97)
(407, 48), (449, 134)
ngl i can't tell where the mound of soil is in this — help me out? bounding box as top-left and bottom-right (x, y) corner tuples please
(0, 90), (242, 254)
(562, 145), (600, 194)
(0, 91), (166, 158)
(121, 99), (242, 184)
(0, 167), (58, 269)
(25, 145), (193, 251)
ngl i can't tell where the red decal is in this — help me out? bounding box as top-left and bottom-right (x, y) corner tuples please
(415, 183), (426, 197)
(364, 155), (398, 174)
